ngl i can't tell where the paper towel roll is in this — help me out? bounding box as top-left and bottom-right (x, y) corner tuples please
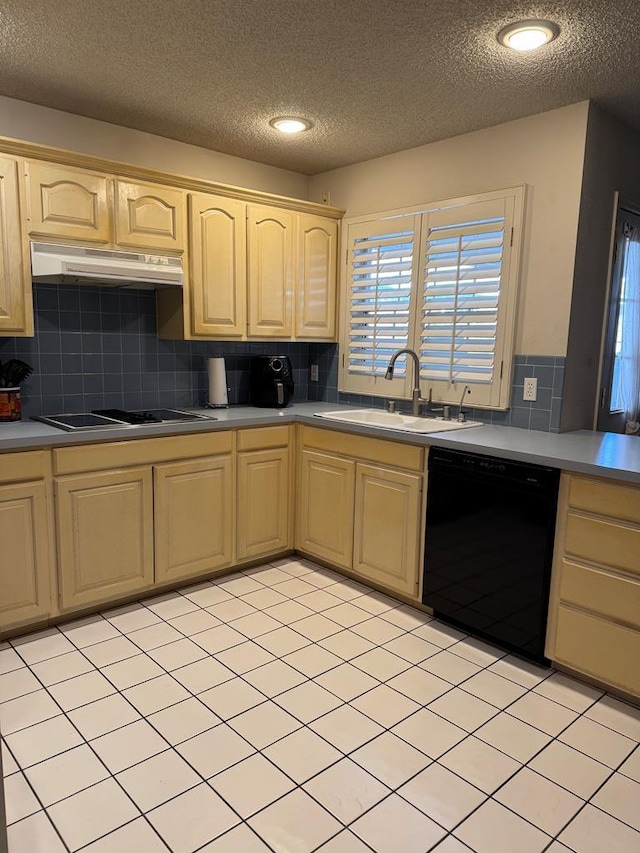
(207, 357), (229, 407)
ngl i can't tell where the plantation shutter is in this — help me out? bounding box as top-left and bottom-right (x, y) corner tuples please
(419, 198), (508, 386)
(346, 218), (418, 379)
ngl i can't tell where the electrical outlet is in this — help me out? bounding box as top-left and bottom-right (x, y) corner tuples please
(523, 377), (538, 401)
(310, 364), (319, 382)
(321, 191), (331, 205)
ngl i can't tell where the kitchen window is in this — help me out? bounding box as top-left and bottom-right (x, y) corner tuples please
(339, 187), (524, 409)
(598, 206), (640, 434)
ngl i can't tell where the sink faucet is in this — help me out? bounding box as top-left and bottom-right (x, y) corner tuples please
(385, 348), (428, 416)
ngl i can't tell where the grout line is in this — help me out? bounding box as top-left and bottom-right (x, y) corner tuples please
(3, 558), (640, 853)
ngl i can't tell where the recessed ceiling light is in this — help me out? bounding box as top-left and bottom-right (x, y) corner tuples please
(497, 19), (559, 52)
(269, 117), (313, 134)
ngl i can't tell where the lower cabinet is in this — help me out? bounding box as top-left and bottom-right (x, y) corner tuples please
(55, 468), (154, 611)
(154, 455), (233, 583)
(547, 472), (640, 697)
(297, 449), (355, 570)
(354, 463), (422, 597)
(0, 480), (53, 631)
(296, 427), (425, 597)
(237, 447), (290, 561)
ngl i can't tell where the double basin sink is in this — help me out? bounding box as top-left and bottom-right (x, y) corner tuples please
(314, 409), (483, 434)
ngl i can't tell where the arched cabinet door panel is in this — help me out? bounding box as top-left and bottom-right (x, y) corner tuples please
(116, 179), (186, 253)
(296, 214), (338, 340)
(247, 204), (294, 338)
(25, 161), (111, 243)
(0, 157), (32, 335)
(189, 193), (246, 337)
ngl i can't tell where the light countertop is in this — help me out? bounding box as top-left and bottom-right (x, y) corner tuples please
(1, 402), (640, 484)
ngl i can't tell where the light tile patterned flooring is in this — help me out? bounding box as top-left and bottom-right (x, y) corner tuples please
(2, 558), (640, 853)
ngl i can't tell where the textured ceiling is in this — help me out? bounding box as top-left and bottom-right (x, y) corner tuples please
(0, 1), (638, 175)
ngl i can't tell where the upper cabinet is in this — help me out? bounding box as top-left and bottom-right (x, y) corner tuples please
(189, 192), (246, 338)
(0, 137), (342, 339)
(296, 213), (338, 340)
(247, 203), (294, 338)
(115, 179), (186, 253)
(159, 195), (340, 341)
(24, 161), (187, 254)
(0, 156), (32, 336)
(24, 161), (111, 244)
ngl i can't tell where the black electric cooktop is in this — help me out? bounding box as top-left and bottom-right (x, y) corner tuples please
(33, 408), (214, 432)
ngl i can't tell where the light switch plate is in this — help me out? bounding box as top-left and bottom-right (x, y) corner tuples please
(523, 377), (538, 401)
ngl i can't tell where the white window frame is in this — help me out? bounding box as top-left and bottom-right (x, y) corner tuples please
(338, 186), (525, 410)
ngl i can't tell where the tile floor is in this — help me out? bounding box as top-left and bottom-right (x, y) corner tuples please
(2, 557), (640, 853)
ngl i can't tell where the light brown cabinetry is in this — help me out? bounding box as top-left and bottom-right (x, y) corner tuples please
(237, 426), (292, 560)
(154, 455), (234, 583)
(24, 161), (186, 253)
(188, 193), (246, 337)
(296, 426), (424, 597)
(354, 463), (422, 597)
(547, 473), (640, 697)
(115, 179), (186, 252)
(24, 161), (111, 244)
(298, 449), (355, 569)
(52, 431), (234, 611)
(55, 468), (154, 611)
(247, 203), (294, 338)
(296, 213), (338, 339)
(0, 449), (54, 633)
(0, 157), (33, 336)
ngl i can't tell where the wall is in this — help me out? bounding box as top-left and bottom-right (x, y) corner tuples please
(0, 95), (309, 199)
(309, 102), (590, 358)
(561, 105), (640, 431)
(0, 285), (309, 417)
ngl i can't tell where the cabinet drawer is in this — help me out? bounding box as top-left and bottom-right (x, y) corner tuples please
(0, 450), (47, 482)
(54, 431), (233, 474)
(237, 425), (290, 451)
(300, 425), (423, 471)
(554, 605), (640, 697)
(564, 512), (640, 576)
(559, 559), (640, 628)
(568, 475), (640, 524)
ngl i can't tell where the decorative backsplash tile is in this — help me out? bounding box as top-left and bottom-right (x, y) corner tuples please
(307, 344), (565, 432)
(0, 284), (310, 417)
(0, 285), (564, 431)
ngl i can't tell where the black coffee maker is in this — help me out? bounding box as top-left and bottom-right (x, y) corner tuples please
(249, 356), (294, 408)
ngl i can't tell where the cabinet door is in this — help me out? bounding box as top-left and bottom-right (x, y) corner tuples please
(237, 447), (290, 560)
(154, 456), (233, 583)
(25, 161), (111, 243)
(189, 193), (246, 337)
(296, 214), (338, 340)
(354, 463), (422, 597)
(56, 468), (154, 611)
(297, 449), (354, 569)
(247, 204), (293, 337)
(0, 157), (32, 336)
(116, 179), (186, 252)
(0, 481), (52, 631)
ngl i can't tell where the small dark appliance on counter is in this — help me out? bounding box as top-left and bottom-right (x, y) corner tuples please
(249, 356), (294, 408)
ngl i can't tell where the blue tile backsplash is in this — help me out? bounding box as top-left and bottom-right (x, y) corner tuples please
(307, 344), (565, 432)
(0, 284), (564, 430)
(0, 284), (310, 417)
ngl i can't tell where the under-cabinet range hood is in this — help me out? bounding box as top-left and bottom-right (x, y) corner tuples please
(30, 242), (183, 289)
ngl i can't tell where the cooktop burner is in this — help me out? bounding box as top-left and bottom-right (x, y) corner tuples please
(33, 408), (215, 432)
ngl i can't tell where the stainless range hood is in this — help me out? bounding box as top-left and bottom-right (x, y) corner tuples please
(30, 241), (183, 289)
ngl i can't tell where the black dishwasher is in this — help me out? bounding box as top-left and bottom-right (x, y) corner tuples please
(423, 447), (560, 663)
